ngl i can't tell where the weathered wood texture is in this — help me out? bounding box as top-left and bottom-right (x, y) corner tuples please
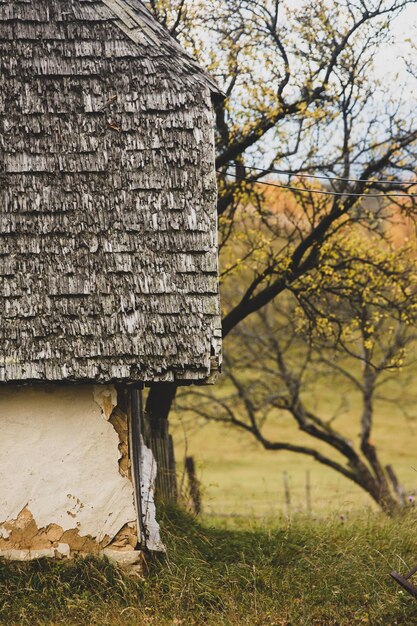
(0, 0), (222, 384)
(149, 418), (178, 503)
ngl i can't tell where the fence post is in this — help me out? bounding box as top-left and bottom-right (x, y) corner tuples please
(283, 471), (291, 519)
(306, 470), (312, 515)
(185, 456), (202, 515)
(385, 464), (406, 507)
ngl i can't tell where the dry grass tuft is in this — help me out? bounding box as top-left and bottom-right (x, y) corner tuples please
(1, 506), (417, 625)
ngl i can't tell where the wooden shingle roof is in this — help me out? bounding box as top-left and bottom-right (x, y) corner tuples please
(0, 0), (222, 384)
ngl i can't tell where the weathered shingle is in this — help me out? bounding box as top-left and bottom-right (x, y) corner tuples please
(0, 0), (222, 384)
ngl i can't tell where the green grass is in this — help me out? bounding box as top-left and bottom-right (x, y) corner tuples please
(2, 506), (417, 625)
(4, 365), (417, 624)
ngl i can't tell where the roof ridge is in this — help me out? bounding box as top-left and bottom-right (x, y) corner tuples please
(100, 0), (223, 96)
(102, 0), (153, 33)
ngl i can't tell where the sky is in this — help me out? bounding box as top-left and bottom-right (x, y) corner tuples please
(373, 3), (417, 101)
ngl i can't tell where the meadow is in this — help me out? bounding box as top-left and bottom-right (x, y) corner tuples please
(2, 384), (417, 625)
(1, 507), (417, 625)
(3, 359), (417, 625)
(170, 365), (417, 518)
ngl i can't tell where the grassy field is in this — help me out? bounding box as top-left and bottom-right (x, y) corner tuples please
(170, 370), (417, 517)
(2, 506), (417, 625)
(4, 385), (417, 624)
(4, 365), (417, 624)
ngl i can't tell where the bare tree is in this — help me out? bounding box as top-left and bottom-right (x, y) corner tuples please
(144, 0), (417, 473)
(177, 235), (417, 513)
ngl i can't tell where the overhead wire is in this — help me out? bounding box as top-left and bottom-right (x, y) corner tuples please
(235, 164), (415, 186)
(217, 170), (417, 199)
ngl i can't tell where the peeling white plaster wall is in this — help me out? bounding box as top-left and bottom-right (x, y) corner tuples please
(0, 385), (137, 544)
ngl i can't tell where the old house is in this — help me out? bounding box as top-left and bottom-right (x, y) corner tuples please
(0, 0), (222, 562)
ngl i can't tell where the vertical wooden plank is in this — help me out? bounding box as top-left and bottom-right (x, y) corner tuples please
(130, 385), (165, 552)
(128, 385), (145, 547)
